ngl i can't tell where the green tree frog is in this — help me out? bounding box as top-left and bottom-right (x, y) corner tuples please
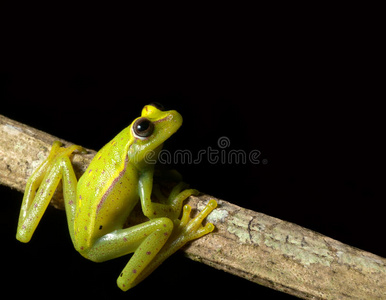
(16, 104), (217, 291)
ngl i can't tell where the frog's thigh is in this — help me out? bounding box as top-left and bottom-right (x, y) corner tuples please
(83, 218), (173, 291)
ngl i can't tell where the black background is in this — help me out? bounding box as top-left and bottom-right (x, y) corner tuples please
(1, 6), (384, 299)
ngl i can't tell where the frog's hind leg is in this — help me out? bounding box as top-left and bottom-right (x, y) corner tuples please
(78, 217), (174, 292)
(126, 199), (217, 289)
(16, 142), (84, 244)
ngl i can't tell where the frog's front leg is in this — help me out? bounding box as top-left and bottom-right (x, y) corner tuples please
(138, 167), (199, 219)
(16, 141), (84, 243)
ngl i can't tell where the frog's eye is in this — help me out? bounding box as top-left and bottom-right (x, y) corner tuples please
(149, 102), (164, 111)
(132, 117), (155, 139)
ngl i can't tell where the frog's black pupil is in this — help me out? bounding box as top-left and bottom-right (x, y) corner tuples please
(133, 117), (154, 138)
(137, 119), (150, 132)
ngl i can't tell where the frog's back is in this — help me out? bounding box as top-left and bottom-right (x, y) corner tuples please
(74, 127), (138, 249)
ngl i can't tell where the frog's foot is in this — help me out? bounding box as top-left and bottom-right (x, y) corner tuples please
(124, 200), (217, 290)
(172, 199), (217, 246)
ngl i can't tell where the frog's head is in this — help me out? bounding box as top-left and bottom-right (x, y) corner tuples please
(128, 103), (182, 166)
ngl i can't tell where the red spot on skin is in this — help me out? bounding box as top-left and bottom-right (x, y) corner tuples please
(146, 251), (151, 255)
(80, 246), (84, 250)
(123, 237), (128, 242)
(46, 179), (50, 183)
(164, 232), (169, 236)
(69, 200), (74, 205)
(88, 169), (92, 173)
(133, 269), (137, 274)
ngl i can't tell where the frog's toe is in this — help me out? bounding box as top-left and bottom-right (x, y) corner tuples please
(178, 199), (217, 241)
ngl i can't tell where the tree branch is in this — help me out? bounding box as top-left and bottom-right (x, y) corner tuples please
(1, 114), (385, 299)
